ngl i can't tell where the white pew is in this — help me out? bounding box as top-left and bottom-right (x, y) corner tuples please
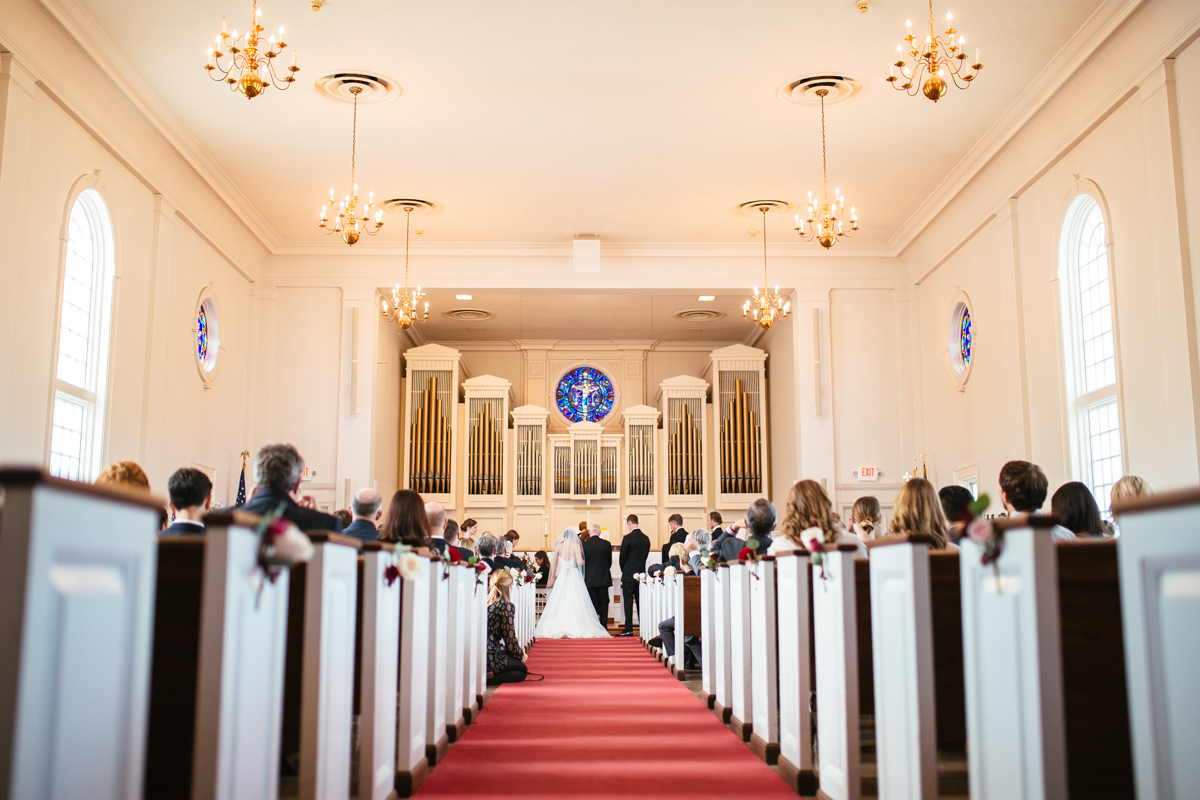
(425, 560), (449, 766)
(811, 543), (862, 800)
(296, 534), (361, 800)
(396, 555), (431, 797)
(443, 564), (467, 742)
(775, 552), (816, 794)
(0, 470), (159, 800)
(358, 542), (400, 800)
(959, 519), (1067, 800)
(671, 573), (701, 680)
(749, 557), (779, 764)
(700, 569), (717, 708)
(869, 536), (937, 800)
(462, 569), (481, 723)
(473, 574), (488, 712)
(728, 561), (754, 742)
(712, 564), (734, 724)
(1114, 488), (1200, 800)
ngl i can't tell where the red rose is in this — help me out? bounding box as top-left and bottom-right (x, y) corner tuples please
(447, 548), (463, 564)
(384, 564), (400, 586)
(738, 546), (753, 562)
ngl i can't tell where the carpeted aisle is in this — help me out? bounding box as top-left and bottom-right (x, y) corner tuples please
(414, 638), (797, 798)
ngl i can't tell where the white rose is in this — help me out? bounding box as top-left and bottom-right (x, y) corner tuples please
(273, 524), (314, 564)
(663, 566), (677, 578)
(397, 550), (425, 580)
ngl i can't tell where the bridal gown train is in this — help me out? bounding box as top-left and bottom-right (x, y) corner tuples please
(533, 558), (611, 639)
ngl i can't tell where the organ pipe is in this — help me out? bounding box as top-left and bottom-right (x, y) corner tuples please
(669, 401), (702, 495)
(468, 402), (504, 495)
(408, 376), (451, 494)
(720, 378), (761, 493)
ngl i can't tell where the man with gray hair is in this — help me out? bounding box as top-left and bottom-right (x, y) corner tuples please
(343, 488), (383, 542)
(476, 532), (500, 569)
(718, 498), (775, 562)
(238, 443), (343, 532)
(685, 528), (711, 572)
(425, 501), (448, 555)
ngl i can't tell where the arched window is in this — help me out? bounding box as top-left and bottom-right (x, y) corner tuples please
(1059, 191), (1122, 515)
(48, 189), (115, 481)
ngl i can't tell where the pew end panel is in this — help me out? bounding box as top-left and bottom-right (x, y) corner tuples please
(749, 557), (780, 765)
(426, 561), (450, 767)
(699, 570), (717, 707)
(0, 470), (161, 800)
(775, 552), (816, 794)
(712, 565), (734, 725)
(444, 566), (467, 741)
(358, 543), (401, 800)
(812, 544), (861, 800)
(675, 575), (702, 681)
(396, 556), (432, 797)
(1113, 489), (1200, 800)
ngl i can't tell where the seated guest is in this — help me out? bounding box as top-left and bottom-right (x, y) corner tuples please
(444, 519), (473, 560)
(719, 498), (775, 562)
(771, 479), (866, 557)
(377, 489), (432, 554)
(426, 502), (449, 554)
(685, 529), (711, 571)
(939, 485), (975, 544)
(495, 538), (522, 570)
(162, 467), (212, 535)
(999, 460), (1074, 540)
(890, 478), (957, 550)
(460, 536), (476, 554)
(534, 550), (551, 586)
(660, 513), (687, 563)
(343, 488), (383, 542)
(850, 496), (881, 542)
(334, 508), (353, 530)
(1051, 481), (1105, 538)
(486, 569), (527, 685)
(237, 444), (343, 532)
(96, 460), (151, 493)
(1111, 474), (1152, 505)
(476, 532), (500, 569)
(669, 542), (692, 573)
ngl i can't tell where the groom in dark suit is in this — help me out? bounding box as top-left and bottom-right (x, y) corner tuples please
(618, 515), (650, 636)
(582, 524), (613, 627)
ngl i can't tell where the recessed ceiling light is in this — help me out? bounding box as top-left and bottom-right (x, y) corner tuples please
(456, 294), (472, 300)
(698, 295), (716, 302)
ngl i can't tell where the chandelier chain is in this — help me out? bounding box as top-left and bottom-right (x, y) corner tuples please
(762, 207), (768, 288)
(405, 206), (413, 286)
(820, 91), (828, 208)
(350, 87), (358, 190)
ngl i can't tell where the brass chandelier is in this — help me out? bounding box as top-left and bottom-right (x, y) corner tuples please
(743, 206), (791, 330)
(381, 206), (429, 330)
(319, 86), (383, 246)
(205, 0), (297, 99)
(888, 0), (983, 102)
(794, 89), (858, 249)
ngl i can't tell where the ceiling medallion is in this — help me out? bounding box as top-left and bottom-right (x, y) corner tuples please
(794, 89), (858, 249)
(674, 309), (726, 322)
(205, 0), (297, 99)
(743, 206), (790, 331)
(315, 72), (402, 104)
(381, 206), (429, 330)
(776, 74), (864, 107)
(318, 86), (383, 246)
(888, 0), (984, 102)
(443, 309), (495, 321)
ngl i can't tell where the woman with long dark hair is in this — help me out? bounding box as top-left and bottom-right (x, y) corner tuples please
(1051, 481), (1105, 538)
(378, 489), (433, 553)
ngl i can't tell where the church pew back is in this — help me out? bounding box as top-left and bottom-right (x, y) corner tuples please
(673, 574), (702, 679)
(699, 569), (717, 708)
(426, 560), (449, 766)
(775, 551), (816, 794)
(854, 558), (874, 717)
(728, 562), (754, 741)
(812, 544), (863, 800)
(444, 565), (467, 742)
(749, 558), (779, 764)
(396, 556), (432, 797)
(928, 551), (966, 750)
(357, 543), (400, 800)
(0, 470), (161, 800)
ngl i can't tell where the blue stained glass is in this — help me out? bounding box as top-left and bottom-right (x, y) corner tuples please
(959, 307), (972, 368)
(197, 306), (208, 364)
(556, 367), (615, 423)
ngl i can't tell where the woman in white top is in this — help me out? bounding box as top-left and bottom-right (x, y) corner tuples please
(768, 479), (867, 558)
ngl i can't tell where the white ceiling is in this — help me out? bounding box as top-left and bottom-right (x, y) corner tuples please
(401, 291), (767, 344)
(71, 0), (1106, 248)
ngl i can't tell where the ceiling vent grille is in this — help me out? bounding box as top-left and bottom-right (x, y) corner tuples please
(315, 72), (402, 104)
(443, 308), (495, 321)
(777, 74), (864, 106)
(382, 198), (442, 217)
(674, 309), (726, 322)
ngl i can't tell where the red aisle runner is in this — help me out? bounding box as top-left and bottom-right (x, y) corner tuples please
(415, 638), (796, 799)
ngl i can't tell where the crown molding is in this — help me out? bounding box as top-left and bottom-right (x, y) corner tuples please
(270, 240), (901, 258)
(888, 0), (1146, 255)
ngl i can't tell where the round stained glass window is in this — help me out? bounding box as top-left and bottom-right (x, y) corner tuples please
(556, 367), (615, 423)
(197, 306), (209, 364)
(959, 307), (972, 369)
(949, 297), (973, 383)
(194, 292), (220, 385)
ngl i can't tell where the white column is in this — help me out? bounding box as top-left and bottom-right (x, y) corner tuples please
(336, 288), (379, 505)
(793, 288), (835, 489)
(992, 199), (1033, 459)
(139, 195), (176, 474)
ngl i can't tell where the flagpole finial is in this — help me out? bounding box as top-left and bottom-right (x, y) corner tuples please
(241, 450), (250, 461)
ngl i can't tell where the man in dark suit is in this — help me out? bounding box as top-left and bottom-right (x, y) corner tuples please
(425, 501), (449, 554)
(582, 523), (613, 627)
(343, 488), (383, 542)
(659, 513), (687, 563)
(163, 467), (211, 535)
(443, 519), (472, 560)
(707, 511), (727, 553)
(618, 514), (650, 636)
(236, 443), (343, 532)
(718, 499), (775, 563)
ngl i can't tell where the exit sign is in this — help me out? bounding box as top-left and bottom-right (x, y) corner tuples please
(858, 466), (879, 481)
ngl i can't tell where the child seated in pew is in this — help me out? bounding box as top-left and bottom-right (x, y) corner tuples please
(849, 495), (882, 542)
(1051, 481), (1106, 539)
(769, 479), (867, 557)
(486, 569), (528, 685)
(888, 478), (957, 550)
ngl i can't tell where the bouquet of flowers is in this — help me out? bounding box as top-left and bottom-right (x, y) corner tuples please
(383, 545), (425, 586)
(802, 527), (829, 580)
(256, 502), (314, 584)
(960, 494), (1001, 566)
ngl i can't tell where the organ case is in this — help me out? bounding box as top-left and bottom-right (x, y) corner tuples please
(463, 375), (513, 507)
(659, 375), (709, 503)
(402, 343), (461, 503)
(709, 345), (769, 506)
(549, 422), (622, 500)
(511, 405), (548, 505)
(623, 404), (660, 505)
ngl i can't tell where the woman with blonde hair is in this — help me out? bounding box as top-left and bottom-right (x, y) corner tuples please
(850, 496), (882, 541)
(1110, 475), (1152, 505)
(890, 478), (956, 550)
(486, 569), (527, 685)
(771, 479), (866, 557)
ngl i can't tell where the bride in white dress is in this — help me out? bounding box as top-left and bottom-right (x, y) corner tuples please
(533, 528), (611, 639)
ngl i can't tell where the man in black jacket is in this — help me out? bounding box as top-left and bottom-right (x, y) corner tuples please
(659, 513), (687, 563)
(582, 523), (613, 627)
(163, 467), (211, 535)
(236, 444), (343, 532)
(618, 514), (650, 636)
(707, 511), (727, 552)
(343, 488), (383, 542)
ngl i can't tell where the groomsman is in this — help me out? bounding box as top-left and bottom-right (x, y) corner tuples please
(660, 513), (687, 563)
(582, 524), (613, 627)
(618, 515), (650, 636)
(707, 511), (726, 551)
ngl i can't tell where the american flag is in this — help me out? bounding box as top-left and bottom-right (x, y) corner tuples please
(235, 460), (247, 505)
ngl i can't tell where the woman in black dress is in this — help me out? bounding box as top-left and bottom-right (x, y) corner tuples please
(534, 550), (551, 586)
(486, 568), (527, 685)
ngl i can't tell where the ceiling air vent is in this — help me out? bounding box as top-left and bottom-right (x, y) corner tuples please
(315, 72), (402, 104)
(443, 308), (495, 321)
(776, 74), (864, 106)
(382, 198), (442, 217)
(732, 199), (796, 218)
(674, 309), (726, 322)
